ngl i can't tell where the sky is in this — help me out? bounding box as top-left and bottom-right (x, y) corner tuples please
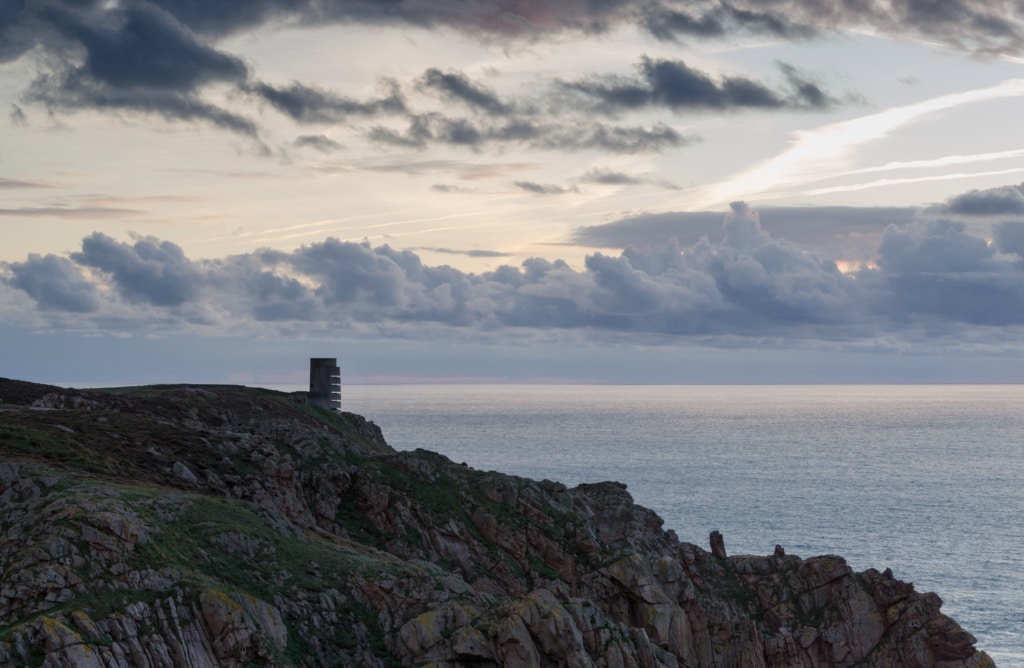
(4, 0), (1024, 386)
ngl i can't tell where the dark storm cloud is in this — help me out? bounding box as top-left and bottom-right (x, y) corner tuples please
(556, 57), (837, 113)
(19, 1), (259, 136)
(2, 253), (99, 313)
(42, 3), (247, 92)
(935, 183), (1024, 216)
(0, 0), (43, 65)
(246, 80), (406, 123)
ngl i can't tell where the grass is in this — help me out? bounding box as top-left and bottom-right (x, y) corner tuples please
(0, 383), (452, 665)
(1, 474), (412, 665)
(4, 379), (782, 667)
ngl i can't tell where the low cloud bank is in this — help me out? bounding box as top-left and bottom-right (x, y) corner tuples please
(6, 200), (1024, 349)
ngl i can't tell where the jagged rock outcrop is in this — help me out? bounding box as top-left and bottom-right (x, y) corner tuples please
(0, 378), (996, 667)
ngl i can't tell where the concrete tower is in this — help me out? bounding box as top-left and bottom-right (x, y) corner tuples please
(308, 358), (341, 412)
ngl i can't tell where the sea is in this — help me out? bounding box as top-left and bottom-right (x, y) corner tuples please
(332, 384), (1023, 667)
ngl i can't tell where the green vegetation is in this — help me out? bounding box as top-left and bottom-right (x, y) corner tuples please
(1, 378), (952, 667)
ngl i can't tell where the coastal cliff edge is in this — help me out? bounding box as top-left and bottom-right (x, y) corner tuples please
(0, 378), (995, 667)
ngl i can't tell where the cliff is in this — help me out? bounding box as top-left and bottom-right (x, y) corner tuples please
(0, 377), (995, 667)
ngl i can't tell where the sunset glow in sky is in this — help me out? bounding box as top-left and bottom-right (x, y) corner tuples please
(4, 0), (1024, 385)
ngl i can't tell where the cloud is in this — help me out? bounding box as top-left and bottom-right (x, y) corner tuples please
(9, 103), (26, 125)
(554, 57), (838, 114)
(208, 251), (318, 322)
(48, 3), (246, 92)
(514, 181), (577, 195)
(937, 183), (1024, 216)
(692, 78), (1024, 207)
(28, 72), (261, 136)
(416, 247), (513, 258)
(22, 2), (258, 136)
(12, 197), (1024, 345)
(2, 3), (857, 152)
(419, 69), (512, 116)
(579, 168), (644, 185)
(678, 0), (1024, 57)
(808, 0), (1024, 56)
(143, 1), (1024, 56)
(361, 159), (540, 180)
(0, 1), (43, 65)
(353, 61), (834, 155)
(2, 253), (99, 313)
(0, 177), (50, 189)
(527, 121), (692, 153)
(430, 184), (474, 193)
(70, 232), (204, 307)
(577, 167), (680, 189)
(6, 1), (1024, 143)
(150, 0), (633, 39)
(993, 222), (1024, 256)
(369, 115), (692, 153)
(0, 206), (141, 218)
(872, 218), (1024, 325)
(640, 3), (817, 42)
(572, 204), (916, 261)
(147, 0), (300, 38)
(246, 80), (405, 123)
(877, 218), (994, 274)
(294, 134), (343, 152)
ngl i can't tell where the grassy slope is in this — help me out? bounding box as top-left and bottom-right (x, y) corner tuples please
(0, 379), (418, 665)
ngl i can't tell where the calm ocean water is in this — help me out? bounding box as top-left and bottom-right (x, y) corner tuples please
(334, 384), (1023, 666)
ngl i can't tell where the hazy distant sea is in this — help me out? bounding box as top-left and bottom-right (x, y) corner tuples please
(329, 384), (1023, 666)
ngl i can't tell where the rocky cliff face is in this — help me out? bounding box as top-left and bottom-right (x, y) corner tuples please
(0, 378), (995, 667)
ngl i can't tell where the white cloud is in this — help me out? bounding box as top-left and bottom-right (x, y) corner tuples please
(688, 78), (1024, 208)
